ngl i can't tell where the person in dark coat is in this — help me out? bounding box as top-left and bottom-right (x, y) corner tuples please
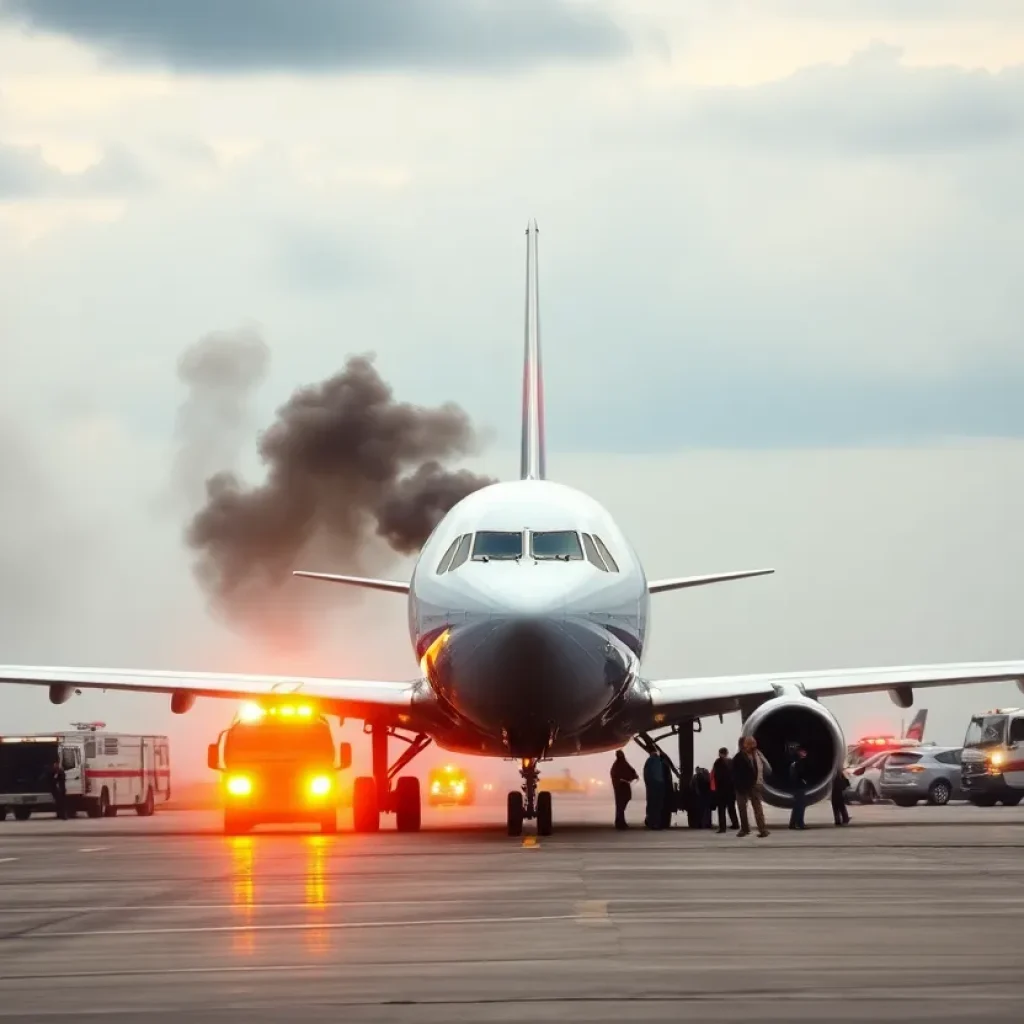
(659, 752), (676, 829)
(610, 750), (639, 829)
(48, 759), (67, 821)
(643, 752), (666, 829)
(788, 747), (809, 830)
(712, 747), (739, 833)
(831, 768), (851, 826)
(691, 767), (713, 828)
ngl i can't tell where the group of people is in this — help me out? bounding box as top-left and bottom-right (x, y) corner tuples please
(610, 737), (853, 834)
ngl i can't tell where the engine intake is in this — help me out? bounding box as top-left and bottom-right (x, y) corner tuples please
(741, 695), (844, 809)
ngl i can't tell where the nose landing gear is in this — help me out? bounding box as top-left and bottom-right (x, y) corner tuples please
(507, 758), (552, 837)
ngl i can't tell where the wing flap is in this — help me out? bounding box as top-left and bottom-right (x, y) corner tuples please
(0, 665), (418, 721)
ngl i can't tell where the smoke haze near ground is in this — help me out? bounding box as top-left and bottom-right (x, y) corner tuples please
(178, 339), (496, 643)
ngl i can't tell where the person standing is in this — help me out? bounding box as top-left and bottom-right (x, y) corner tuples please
(788, 746), (809, 830)
(610, 750), (639, 829)
(732, 737), (770, 838)
(712, 747), (738, 833)
(643, 751), (666, 829)
(831, 768), (851, 826)
(48, 758), (67, 821)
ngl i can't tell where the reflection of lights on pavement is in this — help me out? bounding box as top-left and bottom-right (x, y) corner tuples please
(305, 835), (330, 954)
(230, 836), (255, 955)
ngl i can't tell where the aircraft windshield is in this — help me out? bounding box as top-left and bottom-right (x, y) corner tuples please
(472, 531), (523, 560)
(964, 715), (1007, 749)
(531, 531), (583, 560)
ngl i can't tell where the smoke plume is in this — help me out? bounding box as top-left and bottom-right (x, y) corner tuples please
(178, 337), (495, 641)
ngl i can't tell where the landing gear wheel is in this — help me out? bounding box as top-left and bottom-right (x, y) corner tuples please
(507, 791), (524, 837)
(928, 780), (951, 806)
(13, 807), (30, 821)
(320, 812), (338, 834)
(394, 776), (421, 832)
(136, 787), (155, 817)
(537, 790), (553, 836)
(224, 811), (251, 835)
(353, 776), (380, 833)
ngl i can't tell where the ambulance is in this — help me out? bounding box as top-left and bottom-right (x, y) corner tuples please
(0, 724), (171, 820)
(960, 708), (1024, 807)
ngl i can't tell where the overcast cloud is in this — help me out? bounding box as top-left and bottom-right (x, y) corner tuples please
(1, 3), (1023, 784)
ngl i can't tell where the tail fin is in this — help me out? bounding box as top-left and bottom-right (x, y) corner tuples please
(904, 708), (928, 741)
(521, 220), (546, 480)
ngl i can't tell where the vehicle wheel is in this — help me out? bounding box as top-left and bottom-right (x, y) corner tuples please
(893, 797), (917, 808)
(352, 776), (380, 833)
(537, 791), (553, 836)
(224, 811), (251, 835)
(320, 812), (338, 834)
(1001, 795), (1022, 807)
(506, 791), (524, 837)
(859, 783), (876, 805)
(970, 795), (998, 808)
(13, 807), (30, 821)
(928, 780), (952, 806)
(136, 788), (155, 817)
(86, 797), (102, 819)
(394, 776), (421, 833)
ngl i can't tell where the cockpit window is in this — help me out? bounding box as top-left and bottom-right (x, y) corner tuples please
(471, 531), (523, 561)
(531, 531), (583, 561)
(581, 533), (608, 571)
(592, 535), (619, 573)
(448, 533), (473, 571)
(436, 537), (462, 574)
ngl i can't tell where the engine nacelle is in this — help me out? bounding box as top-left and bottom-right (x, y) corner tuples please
(48, 684), (74, 705)
(741, 695), (845, 809)
(171, 691), (197, 715)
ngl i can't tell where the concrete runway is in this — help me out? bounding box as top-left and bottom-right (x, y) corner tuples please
(0, 799), (1020, 1022)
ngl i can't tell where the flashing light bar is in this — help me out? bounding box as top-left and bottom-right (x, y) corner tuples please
(236, 701), (316, 723)
(1, 736), (59, 743)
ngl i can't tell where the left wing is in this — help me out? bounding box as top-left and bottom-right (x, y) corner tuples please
(646, 660), (1024, 724)
(0, 665), (420, 722)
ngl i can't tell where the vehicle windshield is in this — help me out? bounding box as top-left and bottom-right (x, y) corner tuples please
(0, 742), (59, 792)
(530, 530), (583, 560)
(223, 722), (334, 766)
(471, 531), (523, 560)
(964, 715), (1007, 749)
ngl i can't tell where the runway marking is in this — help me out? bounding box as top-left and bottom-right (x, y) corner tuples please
(78, 847), (109, 853)
(0, 859), (16, 865)
(7, 912), (580, 939)
(521, 836), (539, 849)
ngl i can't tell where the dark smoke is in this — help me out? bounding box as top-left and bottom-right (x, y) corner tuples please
(179, 342), (495, 639)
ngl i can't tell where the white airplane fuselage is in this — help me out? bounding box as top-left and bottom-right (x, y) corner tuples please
(406, 479), (652, 759)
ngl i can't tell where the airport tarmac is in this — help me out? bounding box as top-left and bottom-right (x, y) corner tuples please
(0, 800), (1020, 1022)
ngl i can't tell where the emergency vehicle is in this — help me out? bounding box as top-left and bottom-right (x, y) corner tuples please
(427, 764), (474, 806)
(960, 708), (1024, 806)
(0, 724), (170, 820)
(208, 701), (352, 834)
(844, 709), (929, 767)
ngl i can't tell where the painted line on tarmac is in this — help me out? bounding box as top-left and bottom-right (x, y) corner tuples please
(78, 847), (109, 853)
(6, 912), (581, 939)
(0, 858), (16, 865)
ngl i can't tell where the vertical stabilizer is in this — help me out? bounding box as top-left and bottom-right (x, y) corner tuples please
(520, 220), (546, 480)
(904, 708), (928, 741)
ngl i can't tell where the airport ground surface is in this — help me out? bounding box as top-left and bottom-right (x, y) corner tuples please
(0, 799), (1020, 1022)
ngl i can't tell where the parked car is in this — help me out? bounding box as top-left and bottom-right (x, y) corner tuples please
(879, 746), (963, 807)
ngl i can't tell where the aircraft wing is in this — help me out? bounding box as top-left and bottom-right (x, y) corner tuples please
(645, 661), (1024, 724)
(0, 665), (420, 722)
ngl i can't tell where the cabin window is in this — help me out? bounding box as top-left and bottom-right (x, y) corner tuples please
(103, 737), (118, 756)
(471, 531), (523, 561)
(592, 535), (619, 572)
(436, 537), (462, 574)
(531, 530), (583, 561)
(85, 739), (96, 759)
(582, 533), (608, 571)
(448, 533), (473, 571)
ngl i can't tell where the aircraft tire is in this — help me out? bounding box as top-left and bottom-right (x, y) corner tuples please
(394, 776), (421, 832)
(353, 776), (380, 833)
(537, 791), (553, 836)
(506, 791), (524, 837)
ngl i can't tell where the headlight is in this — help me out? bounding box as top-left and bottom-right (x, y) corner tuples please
(309, 774), (332, 797)
(453, 781), (466, 795)
(430, 781), (441, 794)
(226, 774), (252, 797)
(990, 751), (1005, 767)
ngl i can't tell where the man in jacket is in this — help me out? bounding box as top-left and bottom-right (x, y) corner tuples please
(831, 768), (851, 826)
(732, 737), (770, 838)
(712, 747), (738, 833)
(610, 750), (639, 829)
(48, 758), (67, 821)
(643, 751), (666, 829)
(788, 746), (809, 830)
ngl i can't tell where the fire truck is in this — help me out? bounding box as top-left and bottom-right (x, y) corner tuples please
(207, 701), (352, 835)
(960, 708), (1024, 806)
(427, 764), (474, 806)
(0, 724), (170, 820)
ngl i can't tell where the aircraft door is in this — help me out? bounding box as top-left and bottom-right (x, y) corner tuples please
(61, 746), (84, 798)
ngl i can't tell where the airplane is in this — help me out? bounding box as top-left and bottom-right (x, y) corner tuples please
(2, 221), (1024, 837)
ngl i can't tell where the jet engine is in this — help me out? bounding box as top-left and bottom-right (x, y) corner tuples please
(740, 694), (845, 809)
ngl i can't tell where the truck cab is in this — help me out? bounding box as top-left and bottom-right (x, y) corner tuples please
(208, 702), (352, 834)
(960, 708), (1024, 807)
(0, 737), (83, 819)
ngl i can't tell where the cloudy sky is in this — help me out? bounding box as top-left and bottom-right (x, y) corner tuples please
(1, 0), (1023, 786)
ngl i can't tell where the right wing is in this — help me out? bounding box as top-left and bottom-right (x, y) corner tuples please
(0, 665), (421, 722)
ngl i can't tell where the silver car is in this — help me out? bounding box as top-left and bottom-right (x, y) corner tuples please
(844, 750), (890, 804)
(879, 746), (963, 807)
